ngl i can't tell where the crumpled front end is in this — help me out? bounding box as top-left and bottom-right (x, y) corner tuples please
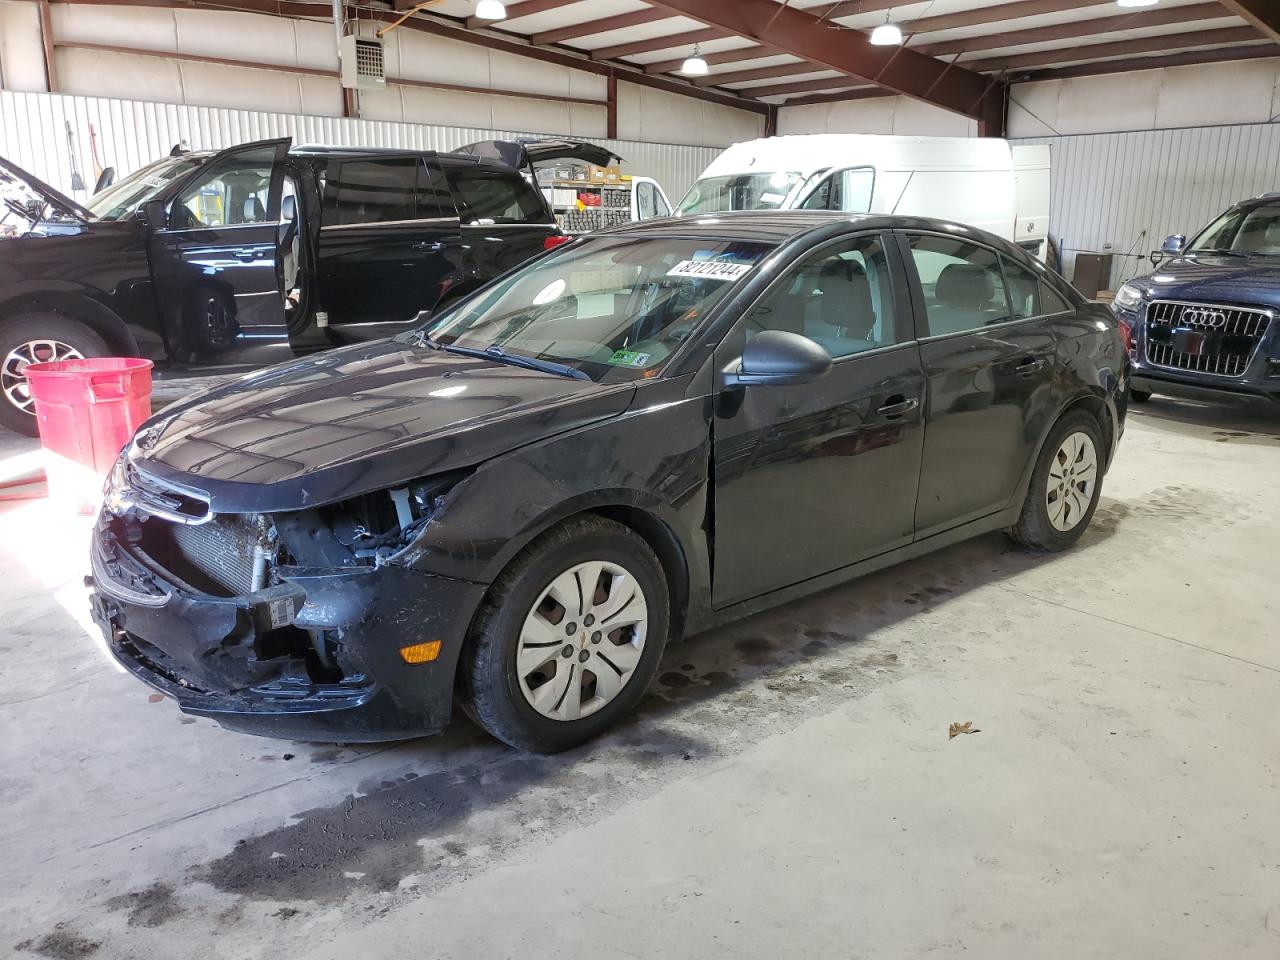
(88, 458), (486, 742)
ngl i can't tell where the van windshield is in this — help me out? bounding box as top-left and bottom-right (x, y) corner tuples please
(676, 172), (803, 215)
(86, 155), (207, 222)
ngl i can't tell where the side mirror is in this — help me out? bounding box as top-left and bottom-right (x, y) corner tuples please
(93, 167), (115, 193)
(141, 199), (168, 229)
(724, 330), (832, 388)
(1161, 234), (1186, 255)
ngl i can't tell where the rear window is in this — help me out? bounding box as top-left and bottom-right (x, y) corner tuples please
(329, 157), (419, 225)
(444, 164), (551, 225)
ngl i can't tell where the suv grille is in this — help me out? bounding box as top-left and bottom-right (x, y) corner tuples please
(1144, 300), (1273, 378)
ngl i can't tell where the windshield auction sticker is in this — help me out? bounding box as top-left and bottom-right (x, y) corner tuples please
(666, 260), (753, 281)
(608, 350), (652, 368)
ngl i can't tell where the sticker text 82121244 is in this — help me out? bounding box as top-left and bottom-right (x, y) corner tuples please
(666, 260), (753, 282)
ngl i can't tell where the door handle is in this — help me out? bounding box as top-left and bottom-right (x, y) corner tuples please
(412, 241), (446, 252)
(876, 396), (919, 419)
(233, 248), (258, 260)
(1015, 356), (1047, 376)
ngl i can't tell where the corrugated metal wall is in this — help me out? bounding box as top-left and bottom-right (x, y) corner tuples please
(0, 89), (720, 204)
(1015, 123), (1280, 289)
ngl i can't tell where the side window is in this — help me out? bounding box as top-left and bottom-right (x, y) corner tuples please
(170, 147), (275, 229)
(837, 168), (874, 213)
(1039, 280), (1072, 315)
(636, 182), (656, 220)
(653, 187), (671, 218)
(800, 175), (833, 210)
(444, 164), (551, 225)
(1002, 256), (1042, 320)
(906, 234), (1009, 337)
(330, 158), (419, 225)
(743, 234), (899, 360)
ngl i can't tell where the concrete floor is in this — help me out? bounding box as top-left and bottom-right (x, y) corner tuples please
(2, 398), (1278, 960)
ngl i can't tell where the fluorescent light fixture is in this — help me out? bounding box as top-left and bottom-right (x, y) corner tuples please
(1116, 0), (1158, 6)
(475, 0), (506, 20)
(681, 44), (709, 76)
(870, 21), (903, 45)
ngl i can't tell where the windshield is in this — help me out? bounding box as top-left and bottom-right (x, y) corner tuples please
(415, 236), (772, 382)
(1189, 203), (1280, 255)
(86, 155), (207, 222)
(676, 172), (804, 215)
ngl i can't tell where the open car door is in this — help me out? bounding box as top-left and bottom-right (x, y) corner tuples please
(147, 138), (293, 367)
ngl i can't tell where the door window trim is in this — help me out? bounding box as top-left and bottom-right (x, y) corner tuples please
(725, 228), (914, 367)
(320, 216), (460, 232)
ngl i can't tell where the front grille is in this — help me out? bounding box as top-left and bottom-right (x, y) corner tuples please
(1144, 300), (1273, 378)
(141, 514), (265, 596)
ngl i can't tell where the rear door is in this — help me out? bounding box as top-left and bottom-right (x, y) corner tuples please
(439, 157), (558, 279)
(898, 230), (1064, 539)
(317, 153), (462, 335)
(148, 138), (292, 366)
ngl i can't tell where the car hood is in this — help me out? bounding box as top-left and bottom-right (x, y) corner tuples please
(130, 340), (637, 514)
(1133, 253), (1280, 306)
(0, 154), (93, 225)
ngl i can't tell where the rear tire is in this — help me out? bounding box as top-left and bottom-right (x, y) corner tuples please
(1130, 388), (1152, 403)
(458, 516), (670, 753)
(1007, 410), (1105, 551)
(0, 314), (109, 436)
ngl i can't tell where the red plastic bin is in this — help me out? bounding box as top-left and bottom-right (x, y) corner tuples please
(24, 357), (154, 514)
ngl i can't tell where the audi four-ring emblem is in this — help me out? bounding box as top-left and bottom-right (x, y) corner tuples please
(1182, 307), (1228, 328)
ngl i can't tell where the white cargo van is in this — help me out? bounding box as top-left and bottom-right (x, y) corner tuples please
(676, 134), (1049, 254)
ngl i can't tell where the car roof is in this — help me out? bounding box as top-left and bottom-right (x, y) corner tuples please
(595, 210), (1027, 255)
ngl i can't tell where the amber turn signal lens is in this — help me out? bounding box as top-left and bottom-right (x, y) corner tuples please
(399, 640), (442, 664)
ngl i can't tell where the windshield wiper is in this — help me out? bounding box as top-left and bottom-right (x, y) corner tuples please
(444, 344), (590, 381)
(1195, 247), (1249, 258)
(401, 329), (444, 349)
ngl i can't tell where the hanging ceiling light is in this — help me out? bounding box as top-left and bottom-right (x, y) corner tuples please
(869, 11), (903, 47)
(475, 0), (507, 20)
(1116, 0), (1158, 6)
(681, 43), (709, 76)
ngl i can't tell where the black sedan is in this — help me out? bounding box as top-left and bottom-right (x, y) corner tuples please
(89, 212), (1128, 752)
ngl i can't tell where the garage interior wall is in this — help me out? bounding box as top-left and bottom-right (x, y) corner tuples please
(777, 58), (1280, 287)
(0, 0), (762, 198)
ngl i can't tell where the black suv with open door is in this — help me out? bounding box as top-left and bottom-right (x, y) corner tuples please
(0, 137), (617, 434)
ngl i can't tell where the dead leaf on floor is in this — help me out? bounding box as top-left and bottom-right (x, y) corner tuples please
(949, 721), (980, 740)
(147, 694), (164, 703)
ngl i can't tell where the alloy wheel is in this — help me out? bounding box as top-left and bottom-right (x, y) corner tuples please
(1046, 431), (1098, 532)
(516, 560), (649, 722)
(1, 339), (84, 413)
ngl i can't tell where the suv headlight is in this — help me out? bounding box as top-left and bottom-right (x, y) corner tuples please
(1112, 282), (1144, 312)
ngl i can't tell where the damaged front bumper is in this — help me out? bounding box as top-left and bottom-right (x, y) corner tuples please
(89, 524), (487, 742)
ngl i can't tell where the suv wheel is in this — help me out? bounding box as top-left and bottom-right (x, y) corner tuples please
(1007, 410), (1105, 551)
(0, 314), (109, 436)
(459, 516), (670, 752)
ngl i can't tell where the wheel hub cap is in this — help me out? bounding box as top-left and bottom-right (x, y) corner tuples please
(1046, 431), (1098, 533)
(1, 339), (84, 413)
(517, 560), (648, 722)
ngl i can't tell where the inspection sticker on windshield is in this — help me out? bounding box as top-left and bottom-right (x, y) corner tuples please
(608, 350), (652, 368)
(666, 260), (753, 281)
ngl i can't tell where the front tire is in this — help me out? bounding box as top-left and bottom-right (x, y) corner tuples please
(459, 516), (670, 753)
(1007, 410), (1105, 551)
(0, 314), (109, 436)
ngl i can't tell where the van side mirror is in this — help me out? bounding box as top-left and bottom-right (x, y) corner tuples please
(141, 200), (168, 229)
(724, 330), (832, 388)
(1161, 234), (1186, 255)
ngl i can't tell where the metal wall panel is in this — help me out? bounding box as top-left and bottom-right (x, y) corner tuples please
(0, 89), (720, 204)
(1014, 123), (1280, 289)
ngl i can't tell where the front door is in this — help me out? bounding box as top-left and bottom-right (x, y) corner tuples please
(148, 138), (292, 366)
(897, 231), (1063, 538)
(317, 154), (462, 337)
(712, 232), (926, 608)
